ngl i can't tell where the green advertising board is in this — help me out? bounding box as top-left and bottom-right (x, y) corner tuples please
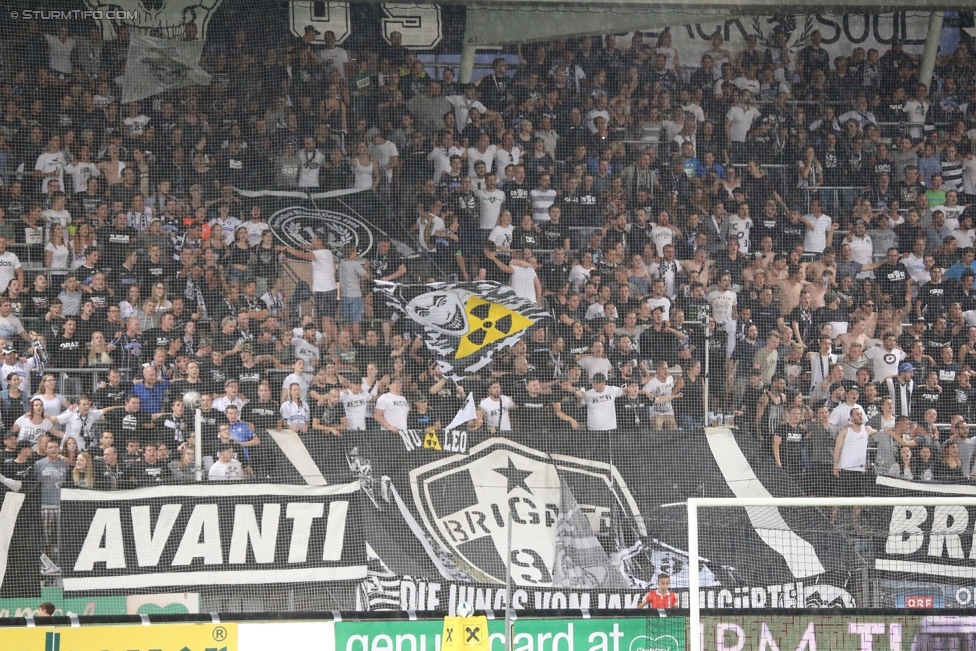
(514, 618), (684, 651)
(336, 618), (683, 651)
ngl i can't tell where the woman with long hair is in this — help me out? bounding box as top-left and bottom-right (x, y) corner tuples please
(150, 282), (172, 312)
(60, 435), (79, 468)
(721, 164), (741, 199)
(12, 397), (58, 445)
(87, 331), (115, 369)
(252, 230), (280, 297)
(226, 226), (252, 283)
(280, 382), (310, 433)
(44, 223), (70, 278)
(937, 440), (966, 483)
(119, 284), (142, 320)
(71, 222), (97, 267)
(32, 374), (70, 416)
(350, 140), (378, 191)
(169, 447), (197, 483)
(71, 452), (95, 488)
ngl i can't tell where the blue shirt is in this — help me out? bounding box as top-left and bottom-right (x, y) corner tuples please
(945, 261), (976, 282)
(228, 421), (254, 460)
(133, 379), (170, 415)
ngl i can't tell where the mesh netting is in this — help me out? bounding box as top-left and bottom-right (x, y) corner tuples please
(0, 0), (973, 616)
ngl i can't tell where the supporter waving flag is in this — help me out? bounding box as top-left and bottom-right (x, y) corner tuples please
(374, 280), (551, 378)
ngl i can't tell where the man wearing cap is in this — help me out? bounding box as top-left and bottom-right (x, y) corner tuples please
(208, 442), (243, 481)
(886, 362), (916, 418)
(276, 231), (338, 342)
(1, 430), (17, 463)
(0, 345), (37, 395)
(564, 372), (623, 432)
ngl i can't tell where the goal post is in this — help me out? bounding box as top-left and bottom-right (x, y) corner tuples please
(686, 496), (976, 651)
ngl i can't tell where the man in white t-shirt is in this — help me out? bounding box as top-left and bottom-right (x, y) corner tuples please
(569, 373), (623, 431)
(476, 174), (505, 230)
(801, 198), (833, 255)
(863, 333), (905, 382)
(375, 379), (410, 433)
(725, 92), (761, 163)
(446, 84), (488, 134)
(0, 238), (23, 294)
(277, 233), (337, 341)
(64, 145), (100, 193)
(340, 382), (371, 431)
(44, 27), (76, 75)
(297, 137), (325, 187)
(209, 444), (244, 480)
(479, 382), (514, 431)
(318, 31), (350, 78)
(369, 130), (399, 184)
(34, 135), (66, 195)
(243, 205), (270, 245)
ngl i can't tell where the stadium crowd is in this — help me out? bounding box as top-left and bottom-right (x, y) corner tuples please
(0, 15), (976, 568)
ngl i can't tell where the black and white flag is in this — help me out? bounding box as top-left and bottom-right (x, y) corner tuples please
(120, 32), (211, 104)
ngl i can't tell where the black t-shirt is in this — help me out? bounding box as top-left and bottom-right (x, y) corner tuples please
(93, 380), (133, 409)
(51, 334), (84, 368)
(198, 408), (229, 456)
(26, 287), (58, 319)
(144, 326), (179, 352)
(213, 331), (240, 354)
(242, 400), (279, 433)
(774, 423), (805, 472)
(106, 408), (154, 443)
(616, 394), (652, 434)
(876, 262), (909, 300)
(127, 459), (172, 486)
(235, 363), (264, 401)
(512, 227), (543, 253)
(512, 389), (551, 430)
(138, 257), (172, 288)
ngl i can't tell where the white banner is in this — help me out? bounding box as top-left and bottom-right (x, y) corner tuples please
(634, 13), (931, 74)
(120, 32), (211, 104)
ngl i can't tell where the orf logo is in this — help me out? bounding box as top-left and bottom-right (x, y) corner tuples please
(268, 206), (376, 258)
(409, 438), (645, 587)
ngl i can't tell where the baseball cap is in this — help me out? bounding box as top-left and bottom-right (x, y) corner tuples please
(304, 25), (321, 35)
(4, 431), (16, 439)
(240, 343), (254, 353)
(224, 379), (239, 388)
(2, 347), (14, 355)
(828, 381), (846, 394)
(592, 373), (607, 383)
(197, 337), (213, 349)
(366, 127), (382, 140)
(915, 316), (927, 323)
(825, 291), (841, 304)
(898, 362), (915, 373)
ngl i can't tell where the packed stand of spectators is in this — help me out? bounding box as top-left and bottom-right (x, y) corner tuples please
(1, 16), (976, 569)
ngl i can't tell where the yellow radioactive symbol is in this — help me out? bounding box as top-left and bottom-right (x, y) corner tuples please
(455, 296), (533, 359)
(423, 429), (442, 450)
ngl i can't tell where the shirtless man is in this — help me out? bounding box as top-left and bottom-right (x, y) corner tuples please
(835, 318), (870, 355)
(807, 269), (833, 309)
(806, 246), (837, 281)
(772, 263), (809, 317)
(678, 247), (714, 288)
(756, 235), (777, 269)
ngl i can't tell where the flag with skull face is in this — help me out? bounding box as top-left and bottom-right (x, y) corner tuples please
(374, 280), (551, 378)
